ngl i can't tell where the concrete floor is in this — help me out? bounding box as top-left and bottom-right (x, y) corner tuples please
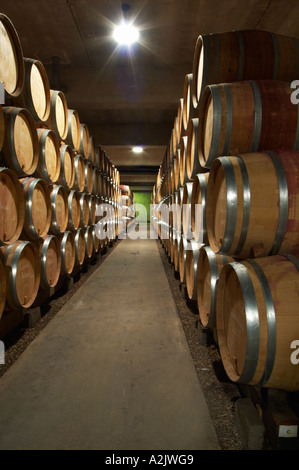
(0, 231), (220, 450)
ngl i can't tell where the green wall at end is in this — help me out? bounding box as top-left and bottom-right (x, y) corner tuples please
(133, 191), (152, 223)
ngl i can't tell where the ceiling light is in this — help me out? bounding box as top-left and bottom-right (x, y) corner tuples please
(132, 146), (143, 153)
(113, 21), (139, 46)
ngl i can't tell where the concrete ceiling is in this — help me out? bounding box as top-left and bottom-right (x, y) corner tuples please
(1, 0), (299, 189)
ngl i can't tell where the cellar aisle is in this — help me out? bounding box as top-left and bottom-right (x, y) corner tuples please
(0, 231), (220, 450)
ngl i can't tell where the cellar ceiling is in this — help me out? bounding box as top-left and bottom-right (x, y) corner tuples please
(1, 0), (299, 189)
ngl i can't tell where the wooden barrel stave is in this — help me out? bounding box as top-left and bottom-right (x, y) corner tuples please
(216, 254), (299, 391)
(0, 167), (25, 245)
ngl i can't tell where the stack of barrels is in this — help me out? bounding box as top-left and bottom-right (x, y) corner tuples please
(0, 13), (126, 332)
(152, 29), (299, 392)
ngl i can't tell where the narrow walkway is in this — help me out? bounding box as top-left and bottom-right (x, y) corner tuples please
(0, 233), (220, 450)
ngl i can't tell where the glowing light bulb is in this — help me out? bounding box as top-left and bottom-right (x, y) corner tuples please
(132, 146), (143, 153)
(113, 22), (139, 46)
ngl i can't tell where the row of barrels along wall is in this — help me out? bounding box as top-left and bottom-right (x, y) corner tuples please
(0, 13), (132, 334)
(152, 29), (299, 392)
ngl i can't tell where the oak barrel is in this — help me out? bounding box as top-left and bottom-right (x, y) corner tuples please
(66, 109), (80, 151)
(198, 80), (299, 169)
(186, 118), (208, 180)
(60, 230), (75, 275)
(182, 182), (193, 239)
(80, 192), (90, 227)
(179, 135), (189, 187)
(20, 177), (51, 239)
(35, 234), (61, 289)
(0, 14), (24, 97)
(179, 235), (189, 284)
(192, 30), (299, 109)
(84, 160), (94, 194)
(185, 240), (203, 301)
(47, 90), (68, 141)
(67, 190), (81, 231)
(88, 195), (97, 225)
(2, 107), (39, 176)
(49, 184), (68, 234)
(16, 58), (50, 122)
(1, 240), (40, 309)
(92, 224), (100, 254)
(36, 128), (61, 183)
(74, 228), (85, 266)
(92, 167), (99, 196)
(183, 73), (197, 133)
(0, 167), (25, 245)
(206, 150), (299, 259)
(73, 154), (85, 192)
(191, 173), (209, 244)
(89, 136), (97, 167)
(197, 246), (233, 328)
(79, 123), (90, 159)
(84, 226), (94, 260)
(58, 144), (75, 189)
(216, 254), (299, 391)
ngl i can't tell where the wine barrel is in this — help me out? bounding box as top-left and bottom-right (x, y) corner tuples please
(182, 182), (193, 239)
(84, 226), (94, 260)
(79, 123), (90, 159)
(66, 109), (80, 151)
(185, 240), (203, 301)
(173, 148), (181, 191)
(2, 107), (39, 176)
(1, 240), (40, 309)
(176, 98), (184, 150)
(0, 260), (6, 319)
(186, 118), (209, 180)
(84, 160), (94, 194)
(67, 190), (81, 231)
(73, 154), (85, 192)
(49, 184), (68, 234)
(206, 150), (299, 259)
(80, 192), (90, 227)
(16, 58), (50, 122)
(179, 235), (190, 284)
(0, 14), (24, 97)
(74, 228), (85, 266)
(179, 135), (189, 187)
(192, 30), (299, 109)
(216, 254), (299, 391)
(176, 186), (184, 234)
(60, 230), (75, 275)
(92, 167), (99, 196)
(88, 195), (97, 225)
(20, 177), (51, 239)
(0, 167), (25, 245)
(35, 235), (61, 289)
(191, 173), (209, 244)
(47, 90), (68, 141)
(92, 224), (100, 254)
(35, 128), (61, 183)
(58, 144), (75, 189)
(88, 136), (97, 166)
(198, 80), (299, 169)
(183, 73), (198, 133)
(173, 230), (181, 274)
(197, 246), (234, 328)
